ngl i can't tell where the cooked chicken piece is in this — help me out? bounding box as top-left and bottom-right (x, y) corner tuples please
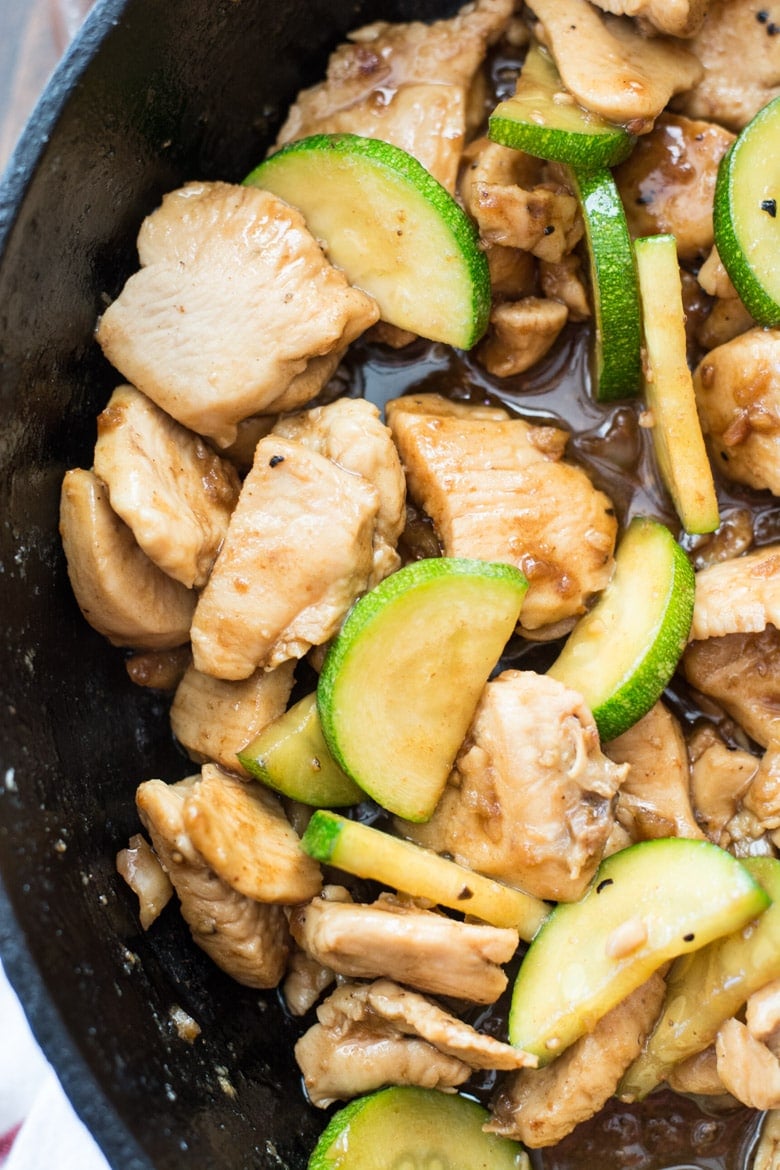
(115, 833), (174, 929)
(484, 244), (539, 301)
(716, 1017), (780, 1110)
(218, 415), (277, 474)
(461, 138), (583, 262)
(137, 777), (290, 988)
(295, 1007), (470, 1109)
(606, 701), (704, 841)
(92, 385), (240, 589)
(181, 765), (322, 904)
(528, 0), (703, 133)
(689, 547), (780, 642)
(754, 1111), (780, 1170)
(282, 946), (336, 1017)
(666, 1045), (733, 1099)
(360, 979), (536, 1070)
(488, 973), (666, 1146)
(588, 0), (708, 37)
(96, 182), (378, 448)
(170, 659), (294, 775)
(404, 671), (626, 902)
(289, 891), (518, 1004)
(697, 295), (756, 352)
(539, 255), (590, 321)
(125, 646), (190, 691)
(747, 979), (780, 1055)
(744, 745), (780, 843)
(191, 435), (379, 679)
(672, 0), (780, 131)
(684, 626), (780, 749)
(274, 0), (513, 193)
(60, 468), (195, 649)
(695, 249), (755, 350)
(689, 734), (758, 844)
(273, 398), (405, 587)
(693, 329), (780, 495)
(614, 114), (733, 263)
(477, 298), (569, 378)
(603, 820), (636, 856)
(386, 393), (617, 632)
(698, 247), (738, 301)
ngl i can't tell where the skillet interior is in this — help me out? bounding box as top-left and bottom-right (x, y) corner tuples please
(0, 1), (461, 1166)
(0, 2), (768, 1168)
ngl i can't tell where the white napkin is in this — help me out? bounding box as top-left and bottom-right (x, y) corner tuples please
(0, 959), (111, 1170)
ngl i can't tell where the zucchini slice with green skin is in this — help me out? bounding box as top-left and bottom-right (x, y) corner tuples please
(507, 838), (770, 1065)
(301, 809), (549, 940)
(237, 693), (364, 807)
(317, 557), (528, 823)
(619, 855), (780, 1101)
(565, 165), (642, 402)
(245, 133), (491, 349)
(308, 1087), (530, 1170)
(635, 234), (719, 535)
(713, 93), (780, 326)
(489, 44), (635, 168)
(548, 516), (694, 743)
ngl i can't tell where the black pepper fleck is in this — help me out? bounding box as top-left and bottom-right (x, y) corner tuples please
(269, 454), (285, 467)
(757, 9), (769, 22)
(683, 932), (695, 942)
(543, 224), (555, 235)
(457, 886), (474, 900)
(769, 21), (780, 34)
(761, 198), (777, 217)
(596, 878), (614, 894)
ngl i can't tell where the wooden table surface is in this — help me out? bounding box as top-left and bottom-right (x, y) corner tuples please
(0, 0), (94, 173)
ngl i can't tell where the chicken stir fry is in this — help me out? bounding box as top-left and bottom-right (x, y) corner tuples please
(59, 0), (780, 1165)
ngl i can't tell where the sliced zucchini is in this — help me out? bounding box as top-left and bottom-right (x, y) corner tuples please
(635, 234), (719, 535)
(245, 133), (491, 349)
(713, 93), (780, 326)
(548, 516), (694, 743)
(489, 44), (635, 169)
(237, 692), (364, 807)
(507, 838), (769, 1065)
(317, 557), (528, 823)
(620, 855), (780, 1101)
(301, 810), (549, 940)
(308, 1087), (530, 1170)
(566, 165), (642, 402)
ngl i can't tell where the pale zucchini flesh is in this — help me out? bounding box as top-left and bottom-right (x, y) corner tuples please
(245, 133), (491, 349)
(507, 838), (769, 1064)
(301, 809), (549, 940)
(635, 234), (719, 535)
(489, 44), (635, 168)
(713, 93), (780, 326)
(619, 855), (780, 1101)
(548, 516), (694, 743)
(308, 1087), (530, 1170)
(237, 692), (364, 807)
(317, 557), (528, 823)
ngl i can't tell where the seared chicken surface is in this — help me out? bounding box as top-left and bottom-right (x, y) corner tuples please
(275, 0), (513, 192)
(386, 393), (617, 632)
(404, 670), (626, 901)
(96, 182), (378, 447)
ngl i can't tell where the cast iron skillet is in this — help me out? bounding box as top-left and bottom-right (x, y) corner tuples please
(0, 1), (461, 1166)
